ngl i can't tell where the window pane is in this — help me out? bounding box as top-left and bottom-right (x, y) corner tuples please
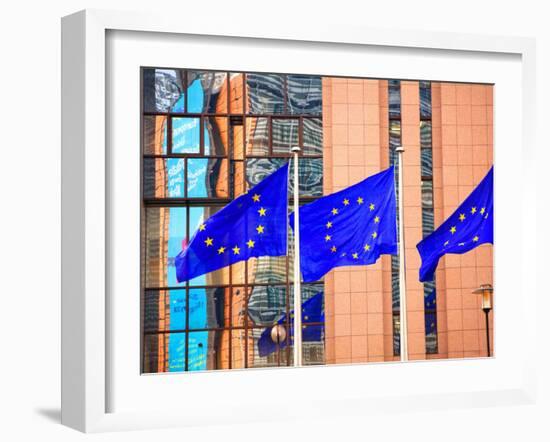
(229, 73), (244, 114)
(204, 117), (228, 156)
(245, 117), (269, 156)
(187, 71), (228, 114)
(246, 158), (322, 197)
(247, 328), (281, 368)
(272, 118), (299, 155)
(143, 68), (185, 113)
(143, 332), (186, 373)
(231, 329), (247, 369)
(188, 330), (231, 371)
(143, 289), (186, 332)
(388, 80), (401, 119)
(420, 81), (432, 119)
(143, 158), (185, 199)
(421, 149), (433, 177)
(247, 285), (287, 326)
(248, 256), (288, 285)
(186, 158), (229, 198)
(143, 115), (167, 155)
(302, 325), (325, 366)
(302, 118), (323, 155)
(188, 287), (228, 330)
(287, 75), (322, 115)
(246, 73), (285, 114)
(144, 207), (187, 288)
(230, 286), (247, 327)
(172, 117), (200, 154)
(420, 121), (432, 149)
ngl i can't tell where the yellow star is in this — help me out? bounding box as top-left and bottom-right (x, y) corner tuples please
(357, 197), (364, 205)
(459, 213), (466, 222)
(217, 246), (226, 254)
(352, 252), (359, 259)
(325, 234), (332, 242)
(364, 244), (370, 251)
(246, 239), (255, 248)
(258, 207), (267, 216)
(232, 245), (240, 255)
(473, 236), (479, 242)
(198, 223), (206, 231)
(471, 206), (477, 214)
(252, 193), (261, 202)
(450, 226), (457, 234)
(458, 242), (465, 246)
(256, 225), (265, 234)
(331, 208), (339, 215)
(444, 240), (449, 246)
(330, 246), (337, 253)
(369, 203), (375, 211)
(374, 216), (380, 223)
(326, 221), (333, 229)
(480, 207), (485, 215)
(372, 231), (378, 239)
(204, 237), (213, 247)
(343, 198), (350, 206)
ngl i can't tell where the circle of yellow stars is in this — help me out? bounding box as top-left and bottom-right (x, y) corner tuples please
(326, 196), (381, 260)
(197, 192), (269, 257)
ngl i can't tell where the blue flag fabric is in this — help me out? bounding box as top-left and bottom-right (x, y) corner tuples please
(290, 166), (398, 282)
(175, 164), (289, 282)
(417, 166), (493, 282)
(257, 292), (324, 357)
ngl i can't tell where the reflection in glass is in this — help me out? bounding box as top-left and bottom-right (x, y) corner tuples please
(229, 73), (244, 114)
(302, 324), (325, 366)
(188, 287), (227, 330)
(143, 289), (187, 332)
(272, 118), (299, 154)
(424, 281), (438, 354)
(187, 71), (228, 114)
(246, 73), (285, 114)
(248, 328), (281, 368)
(248, 256), (288, 285)
(204, 117), (228, 156)
(172, 117), (200, 154)
(287, 75), (322, 115)
(231, 329), (246, 369)
(421, 181), (434, 238)
(143, 68), (185, 113)
(388, 80), (401, 118)
(186, 158), (228, 198)
(143, 115), (167, 155)
(247, 285), (287, 326)
(302, 118), (323, 155)
(420, 81), (432, 119)
(188, 330), (230, 371)
(144, 207), (187, 288)
(245, 117), (269, 156)
(246, 158), (322, 197)
(143, 158), (185, 199)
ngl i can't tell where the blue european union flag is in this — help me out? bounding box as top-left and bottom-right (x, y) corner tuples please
(257, 292), (324, 357)
(417, 166), (493, 282)
(175, 164), (289, 282)
(290, 166), (398, 282)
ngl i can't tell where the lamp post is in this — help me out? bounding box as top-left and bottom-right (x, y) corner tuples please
(270, 324), (287, 367)
(471, 284), (493, 357)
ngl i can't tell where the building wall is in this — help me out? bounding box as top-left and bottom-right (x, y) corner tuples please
(322, 79), (494, 362)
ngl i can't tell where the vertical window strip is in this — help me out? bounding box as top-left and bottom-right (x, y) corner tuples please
(388, 80), (401, 357)
(419, 81), (438, 354)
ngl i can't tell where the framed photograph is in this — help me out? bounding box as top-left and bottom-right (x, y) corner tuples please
(61, 9), (537, 432)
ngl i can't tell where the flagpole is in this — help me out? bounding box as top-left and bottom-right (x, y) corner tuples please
(291, 146), (302, 367)
(396, 145), (408, 362)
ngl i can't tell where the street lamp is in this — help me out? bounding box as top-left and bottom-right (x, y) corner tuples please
(471, 284), (493, 357)
(270, 324), (287, 366)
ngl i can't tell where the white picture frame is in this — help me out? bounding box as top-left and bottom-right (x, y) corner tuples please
(61, 9), (537, 433)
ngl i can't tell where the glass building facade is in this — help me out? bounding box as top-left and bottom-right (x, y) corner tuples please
(141, 69), (325, 372)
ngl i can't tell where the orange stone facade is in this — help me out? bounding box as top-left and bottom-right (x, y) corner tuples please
(322, 78), (494, 363)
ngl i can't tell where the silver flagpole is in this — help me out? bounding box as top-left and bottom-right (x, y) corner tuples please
(396, 145), (408, 362)
(291, 146), (302, 367)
